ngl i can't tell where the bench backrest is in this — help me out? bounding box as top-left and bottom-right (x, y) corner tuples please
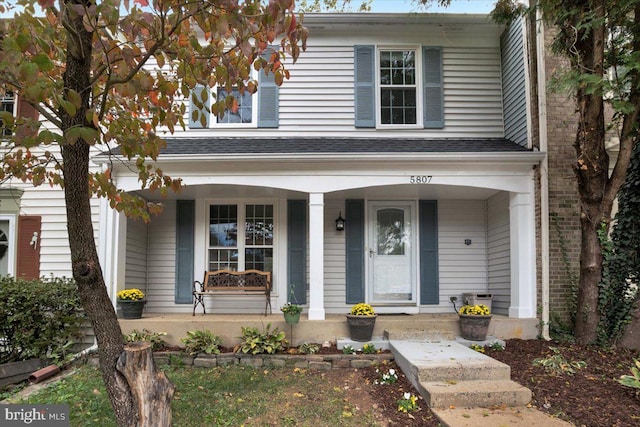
(201, 270), (271, 292)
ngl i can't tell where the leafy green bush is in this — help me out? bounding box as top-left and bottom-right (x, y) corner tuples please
(181, 329), (221, 355)
(238, 323), (287, 355)
(0, 276), (87, 363)
(123, 329), (167, 351)
(532, 346), (586, 375)
(619, 359), (640, 390)
(298, 342), (320, 354)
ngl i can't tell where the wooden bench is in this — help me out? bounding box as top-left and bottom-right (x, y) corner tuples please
(192, 269), (272, 316)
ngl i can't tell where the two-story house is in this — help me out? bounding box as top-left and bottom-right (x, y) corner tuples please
(94, 13), (544, 323)
(0, 13), (544, 330)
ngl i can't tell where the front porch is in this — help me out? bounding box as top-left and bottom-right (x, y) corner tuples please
(119, 313), (539, 347)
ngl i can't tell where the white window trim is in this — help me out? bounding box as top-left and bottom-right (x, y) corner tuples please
(209, 72), (259, 129)
(205, 199), (277, 271)
(375, 45), (423, 129)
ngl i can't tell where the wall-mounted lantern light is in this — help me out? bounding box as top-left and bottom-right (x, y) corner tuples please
(335, 211), (345, 231)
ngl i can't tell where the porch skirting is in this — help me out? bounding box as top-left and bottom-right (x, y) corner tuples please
(119, 313), (538, 347)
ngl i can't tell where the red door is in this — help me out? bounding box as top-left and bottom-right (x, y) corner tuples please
(16, 216), (41, 279)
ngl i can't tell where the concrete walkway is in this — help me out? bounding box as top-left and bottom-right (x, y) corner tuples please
(432, 406), (574, 426)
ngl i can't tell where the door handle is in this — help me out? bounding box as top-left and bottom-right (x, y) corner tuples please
(369, 249), (376, 257)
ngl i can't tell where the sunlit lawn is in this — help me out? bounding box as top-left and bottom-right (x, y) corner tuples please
(13, 364), (382, 427)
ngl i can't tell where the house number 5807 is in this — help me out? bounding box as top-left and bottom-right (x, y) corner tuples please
(410, 175), (432, 184)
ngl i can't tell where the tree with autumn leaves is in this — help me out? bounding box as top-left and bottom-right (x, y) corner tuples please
(0, 0), (305, 425)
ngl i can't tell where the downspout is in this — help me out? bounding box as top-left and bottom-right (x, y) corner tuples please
(535, 4), (551, 340)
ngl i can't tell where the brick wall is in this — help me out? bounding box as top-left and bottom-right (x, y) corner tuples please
(542, 28), (581, 324)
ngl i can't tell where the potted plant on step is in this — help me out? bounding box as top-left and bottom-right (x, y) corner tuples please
(117, 288), (146, 319)
(457, 303), (492, 341)
(346, 302), (377, 342)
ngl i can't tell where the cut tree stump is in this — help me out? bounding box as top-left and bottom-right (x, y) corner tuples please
(116, 342), (175, 427)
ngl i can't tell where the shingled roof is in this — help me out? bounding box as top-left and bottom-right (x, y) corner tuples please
(151, 137), (530, 155)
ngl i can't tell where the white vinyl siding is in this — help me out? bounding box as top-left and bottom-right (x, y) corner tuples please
(323, 199), (347, 309)
(487, 192), (510, 315)
(437, 200), (489, 307)
(501, 18), (529, 147)
(9, 186), (100, 278)
(145, 202), (177, 312)
(321, 199), (491, 314)
(125, 217), (148, 292)
(177, 39), (504, 138)
(144, 200), (278, 314)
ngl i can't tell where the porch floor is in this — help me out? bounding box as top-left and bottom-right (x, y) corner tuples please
(119, 312), (538, 347)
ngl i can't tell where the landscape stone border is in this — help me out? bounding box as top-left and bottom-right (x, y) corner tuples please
(153, 351), (394, 370)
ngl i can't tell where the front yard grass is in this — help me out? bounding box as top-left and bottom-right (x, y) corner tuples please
(12, 364), (383, 427)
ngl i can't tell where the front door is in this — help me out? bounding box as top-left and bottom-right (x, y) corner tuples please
(368, 202), (416, 304)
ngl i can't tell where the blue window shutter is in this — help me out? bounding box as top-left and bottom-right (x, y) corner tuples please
(345, 199), (365, 304)
(354, 45), (375, 128)
(423, 46), (444, 129)
(189, 85), (209, 129)
(287, 200), (307, 304)
(175, 200), (195, 304)
(419, 200), (439, 304)
(258, 47), (280, 128)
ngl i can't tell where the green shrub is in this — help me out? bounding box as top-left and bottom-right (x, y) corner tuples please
(123, 329), (167, 351)
(533, 346), (586, 375)
(0, 276), (87, 364)
(298, 342), (320, 354)
(619, 359), (640, 390)
(181, 329), (221, 355)
(238, 323), (287, 355)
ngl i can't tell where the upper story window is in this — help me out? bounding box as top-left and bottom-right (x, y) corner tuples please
(0, 91), (15, 137)
(215, 87), (257, 125)
(354, 45), (443, 130)
(189, 48), (280, 130)
(379, 49), (418, 126)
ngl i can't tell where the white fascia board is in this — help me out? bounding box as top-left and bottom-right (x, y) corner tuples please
(104, 151), (546, 165)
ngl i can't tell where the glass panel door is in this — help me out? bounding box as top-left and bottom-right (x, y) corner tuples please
(368, 202), (415, 304)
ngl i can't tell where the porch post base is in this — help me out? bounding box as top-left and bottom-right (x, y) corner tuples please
(307, 308), (325, 320)
(508, 306), (535, 319)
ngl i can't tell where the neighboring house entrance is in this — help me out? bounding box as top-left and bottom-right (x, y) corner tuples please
(16, 215), (40, 279)
(0, 220), (9, 276)
(368, 201), (416, 305)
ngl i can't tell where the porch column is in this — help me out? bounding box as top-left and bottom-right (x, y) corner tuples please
(509, 191), (537, 318)
(308, 192), (325, 320)
(99, 199), (127, 306)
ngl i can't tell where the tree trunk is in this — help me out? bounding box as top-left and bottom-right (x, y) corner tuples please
(61, 1), (137, 425)
(571, 0), (609, 345)
(116, 343), (176, 427)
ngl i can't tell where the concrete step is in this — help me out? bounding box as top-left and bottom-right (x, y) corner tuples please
(390, 340), (532, 410)
(391, 340), (511, 383)
(384, 328), (456, 341)
(420, 379), (532, 408)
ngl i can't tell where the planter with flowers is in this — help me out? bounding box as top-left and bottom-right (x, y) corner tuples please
(280, 303), (302, 324)
(457, 303), (492, 341)
(346, 302), (377, 342)
(117, 288), (146, 319)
